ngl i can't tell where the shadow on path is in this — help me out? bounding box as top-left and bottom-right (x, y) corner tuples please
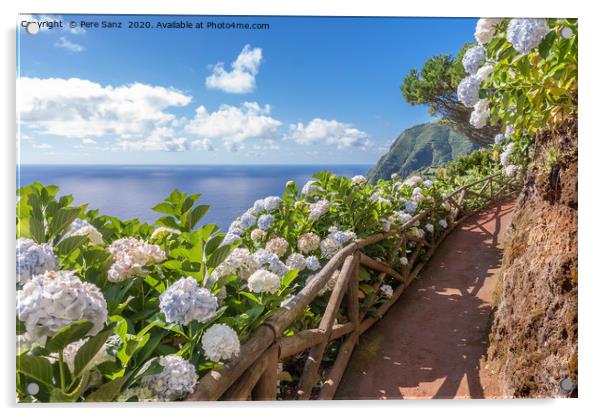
(335, 202), (515, 400)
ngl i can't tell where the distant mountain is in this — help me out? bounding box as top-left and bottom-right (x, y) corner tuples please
(368, 122), (479, 183)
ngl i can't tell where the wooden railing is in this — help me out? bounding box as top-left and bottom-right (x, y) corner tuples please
(188, 172), (520, 401)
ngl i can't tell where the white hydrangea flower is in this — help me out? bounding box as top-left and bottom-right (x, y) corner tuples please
(17, 270), (107, 345)
(65, 218), (104, 245)
(476, 63), (495, 82)
(457, 75), (481, 107)
(308, 200), (330, 221)
(351, 175), (367, 186)
(423, 179), (433, 188)
(201, 324), (240, 362)
(150, 226), (181, 240)
(462, 45), (486, 75)
(400, 257), (409, 266)
(160, 277), (218, 325)
(403, 175), (422, 187)
(380, 284), (394, 299)
(396, 211), (414, 224)
(470, 99), (490, 129)
(320, 237), (341, 259)
(500, 142), (515, 167)
(408, 227), (426, 240)
(391, 173), (399, 180)
(301, 180), (322, 196)
(507, 18), (549, 54)
(107, 238), (166, 282)
(16, 238), (58, 284)
(285, 253), (306, 271)
(381, 218), (392, 232)
(504, 164), (519, 177)
(474, 18), (502, 44)
(297, 232), (320, 253)
(425, 224), (435, 233)
(141, 355), (198, 401)
(294, 201), (305, 210)
(438, 219), (448, 229)
(248, 269), (281, 294)
(211, 248), (258, 281)
(250, 228), (267, 242)
(412, 187), (425, 202)
(265, 237), (289, 258)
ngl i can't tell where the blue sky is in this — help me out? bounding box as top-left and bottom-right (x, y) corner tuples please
(17, 14), (477, 165)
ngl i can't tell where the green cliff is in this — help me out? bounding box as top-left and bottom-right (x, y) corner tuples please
(368, 122), (479, 182)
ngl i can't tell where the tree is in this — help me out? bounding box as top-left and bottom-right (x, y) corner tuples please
(401, 43), (500, 146)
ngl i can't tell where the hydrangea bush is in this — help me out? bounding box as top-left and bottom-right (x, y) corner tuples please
(456, 18), (577, 177)
(15, 17), (575, 402)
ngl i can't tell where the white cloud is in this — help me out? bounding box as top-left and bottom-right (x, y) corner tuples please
(185, 102), (281, 151)
(287, 118), (371, 149)
(115, 137), (190, 152)
(32, 143), (53, 149)
(190, 138), (215, 152)
(205, 45), (262, 94)
(82, 138), (97, 145)
(55, 37), (85, 53)
(18, 77), (192, 140)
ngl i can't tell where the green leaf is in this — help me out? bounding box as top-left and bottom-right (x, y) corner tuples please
(155, 215), (180, 230)
(17, 354), (55, 387)
(186, 205), (210, 230)
(151, 202), (176, 215)
(46, 321), (94, 353)
(17, 318), (26, 335)
(85, 376), (128, 402)
(206, 245), (230, 268)
(29, 216), (46, 243)
(204, 234), (224, 256)
(55, 235), (88, 257)
(73, 328), (113, 377)
(240, 291), (261, 304)
(48, 207), (82, 238)
(279, 269), (300, 292)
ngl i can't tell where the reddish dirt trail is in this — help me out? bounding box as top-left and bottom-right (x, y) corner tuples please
(335, 201), (515, 400)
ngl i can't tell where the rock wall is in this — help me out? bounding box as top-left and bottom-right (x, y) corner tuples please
(488, 119), (578, 398)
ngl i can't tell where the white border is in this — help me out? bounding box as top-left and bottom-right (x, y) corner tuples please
(2, 1), (599, 415)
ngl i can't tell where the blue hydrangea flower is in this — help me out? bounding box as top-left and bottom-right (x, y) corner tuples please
(257, 214), (275, 230)
(405, 200), (419, 214)
(305, 255), (321, 271)
(457, 75), (481, 107)
(263, 196), (282, 213)
(159, 277), (218, 325)
(239, 213), (257, 230)
(462, 45), (486, 75)
(507, 18), (549, 55)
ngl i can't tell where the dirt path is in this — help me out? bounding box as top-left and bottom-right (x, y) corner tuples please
(335, 201), (515, 400)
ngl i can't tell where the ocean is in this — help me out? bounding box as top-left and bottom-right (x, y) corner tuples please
(17, 165), (370, 231)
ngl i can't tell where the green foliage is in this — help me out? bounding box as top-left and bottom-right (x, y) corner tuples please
(15, 144), (510, 401)
(401, 43), (500, 145)
(483, 19), (577, 136)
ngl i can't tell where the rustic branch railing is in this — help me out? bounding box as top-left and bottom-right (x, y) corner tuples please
(188, 172), (520, 401)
